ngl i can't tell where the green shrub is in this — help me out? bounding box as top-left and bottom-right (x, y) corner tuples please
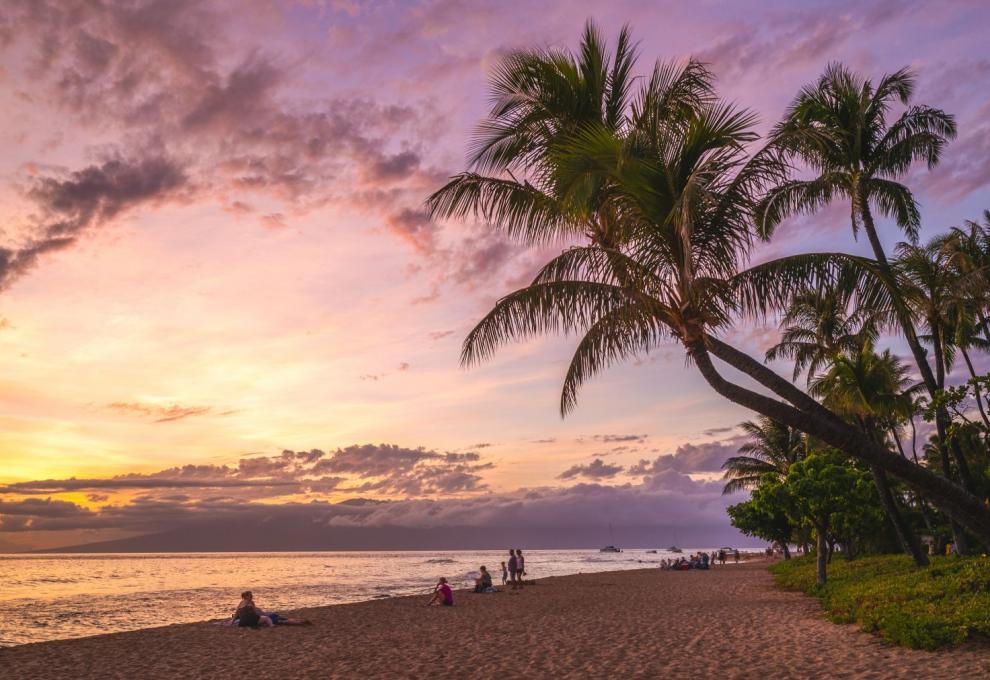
(769, 554), (990, 650)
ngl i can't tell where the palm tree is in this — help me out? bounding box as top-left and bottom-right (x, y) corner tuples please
(765, 283), (927, 563)
(754, 62), (976, 550)
(944, 210), (990, 344)
(427, 25), (990, 546)
(810, 345), (929, 565)
(722, 417), (805, 494)
(941, 213), (990, 431)
(895, 238), (984, 478)
(765, 285), (878, 382)
(757, 63), (955, 265)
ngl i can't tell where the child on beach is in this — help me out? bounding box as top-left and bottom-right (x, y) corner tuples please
(428, 577), (454, 606)
(500, 561), (508, 585)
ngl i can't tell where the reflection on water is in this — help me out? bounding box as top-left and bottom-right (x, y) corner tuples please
(0, 549), (696, 646)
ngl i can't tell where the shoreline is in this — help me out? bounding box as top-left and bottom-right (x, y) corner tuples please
(3, 561), (987, 679)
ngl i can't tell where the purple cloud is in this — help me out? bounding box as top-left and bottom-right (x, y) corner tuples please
(557, 459), (624, 480)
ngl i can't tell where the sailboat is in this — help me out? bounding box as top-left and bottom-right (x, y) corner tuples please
(600, 522), (622, 552)
(667, 529), (682, 553)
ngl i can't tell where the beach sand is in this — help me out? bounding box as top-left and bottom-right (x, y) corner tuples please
(3, 560), (988, 679)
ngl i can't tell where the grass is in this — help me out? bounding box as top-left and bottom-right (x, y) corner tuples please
(769, 554), (990, 650)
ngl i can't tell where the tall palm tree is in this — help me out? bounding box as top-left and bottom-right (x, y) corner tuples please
(757, 63), (956, 269)
(722, 417), (805, 494)
(427, 25), (990, 546)
(755, 64), (956, 395)
(810, 345), (929, 565)
(941, 214), (990, 431)
(895, 238), (985, 475)
(754, 62), (975, 550)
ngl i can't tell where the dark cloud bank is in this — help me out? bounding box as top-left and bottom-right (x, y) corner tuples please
(0, 438), (753, 551)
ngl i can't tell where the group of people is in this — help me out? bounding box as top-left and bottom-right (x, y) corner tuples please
(428, 548), (528, 607)
(660, 549), (740, 571)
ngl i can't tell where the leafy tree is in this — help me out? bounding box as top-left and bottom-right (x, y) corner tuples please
(785, 451), (881, 584)
(727, 477), (796, 558)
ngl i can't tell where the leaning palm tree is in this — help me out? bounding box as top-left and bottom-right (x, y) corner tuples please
(810, 345), (929, 565)
(722, 418), (805, 494)
(427, 25), (990, 546)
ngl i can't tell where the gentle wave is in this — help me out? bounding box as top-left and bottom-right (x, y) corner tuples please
(1, 548), (709, 646)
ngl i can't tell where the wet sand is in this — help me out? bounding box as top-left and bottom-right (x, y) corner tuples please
(3, 561), (988, 679)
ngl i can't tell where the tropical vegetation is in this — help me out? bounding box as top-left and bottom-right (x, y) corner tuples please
(427, 21), (990, 595)
(770, 554), (990, 649)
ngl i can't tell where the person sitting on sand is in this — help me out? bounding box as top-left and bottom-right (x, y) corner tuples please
(474, 566), (493, 593)
(428, 577), (454, 606)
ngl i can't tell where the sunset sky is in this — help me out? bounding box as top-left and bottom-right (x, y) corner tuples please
(1, 0), (989, 551)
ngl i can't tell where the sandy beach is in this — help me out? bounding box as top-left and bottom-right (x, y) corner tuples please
(2, 560), (987, 679)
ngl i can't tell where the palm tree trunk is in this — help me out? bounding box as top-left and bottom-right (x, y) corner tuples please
(861, 204), (940, 393)
(930, 325), (978, 502)
(909, 416), (920, 464)
(869, 463), (929, 566)
(979, 312), (990, 346)
(687, 339), (990, 547)
(815, 522), (828, 586)
(845, 200), (974, 552)
(960, 345), (990, 431)
(859, 203), (976, 505)
(890, 426), (908, 459)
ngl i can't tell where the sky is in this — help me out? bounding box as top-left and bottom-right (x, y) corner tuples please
(1, 0), (989, 551)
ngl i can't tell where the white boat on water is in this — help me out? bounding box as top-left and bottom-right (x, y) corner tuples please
(600, 523), (621, 552)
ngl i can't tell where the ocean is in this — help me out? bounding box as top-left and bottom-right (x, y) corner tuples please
(0, 548), (707, 646)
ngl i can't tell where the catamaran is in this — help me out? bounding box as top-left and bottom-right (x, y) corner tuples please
(600, 523), (622, 552)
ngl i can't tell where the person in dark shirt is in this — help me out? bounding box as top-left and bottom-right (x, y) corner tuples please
(474, 566), (493, 592)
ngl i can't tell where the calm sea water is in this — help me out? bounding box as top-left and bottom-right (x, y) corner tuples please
(0, 548), (706, 646)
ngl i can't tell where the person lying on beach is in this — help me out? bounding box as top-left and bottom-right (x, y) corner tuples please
(428, 577), (454, 606)
(234, 591), (312, 627)
(474, 566), (493, 593)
